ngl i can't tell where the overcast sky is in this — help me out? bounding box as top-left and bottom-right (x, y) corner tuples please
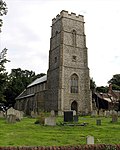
(1, 0), (120, 86)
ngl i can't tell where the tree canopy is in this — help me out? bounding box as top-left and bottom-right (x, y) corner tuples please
(108, 74), (120, 90)
(0, 0), (8, 32)
(0, 48), (9, 103)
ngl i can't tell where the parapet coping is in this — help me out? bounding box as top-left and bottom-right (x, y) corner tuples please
(52, 10), (84, 24)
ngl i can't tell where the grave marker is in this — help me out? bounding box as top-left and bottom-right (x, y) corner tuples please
(64, 111), (73, 122)
(86, 136), (94, 144)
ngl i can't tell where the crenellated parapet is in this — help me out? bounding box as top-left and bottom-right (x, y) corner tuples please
(52, 10), (84, 24)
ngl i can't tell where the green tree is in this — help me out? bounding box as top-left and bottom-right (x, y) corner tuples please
(0, 48), (9, 103)
(4, 68), (45, 106)
(0, 0), (8, 32)
(96, 86), (108, 93)
(108, 74), (120, 90)
(90, 78), (96, 93)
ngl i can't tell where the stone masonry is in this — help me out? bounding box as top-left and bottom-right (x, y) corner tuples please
(15, 10), (92, 115)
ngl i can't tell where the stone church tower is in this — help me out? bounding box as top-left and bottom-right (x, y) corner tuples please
(46, 10), (92, 114)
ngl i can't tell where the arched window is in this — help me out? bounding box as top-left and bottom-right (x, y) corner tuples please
(70, 74), (78, 93)
(72, 30), (76, 47)
(55, 31), (58, 47)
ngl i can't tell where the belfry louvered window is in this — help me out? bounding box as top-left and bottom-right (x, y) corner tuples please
(72, 30), (76, 47)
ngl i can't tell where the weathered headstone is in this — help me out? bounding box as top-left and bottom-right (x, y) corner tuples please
(118, 111), (120, 117)
(31, 111), (37, 118)
(50, 110), (55, 117)
(73, 115), (78, 122)
(7, 107), (15, 115)
(86, 136), (94, 144)
(85, 108), (89, 115)
(112, 114), (118, 123)
(15, 110), (22, 121)
(7, 114), (16, 123)
(110, 110), (113, 116)
(45, 117), (56, 126)
(73, 110), (76, 116)
(99, 109), (104, 117)
(58, 111), (63, 116)
(91, 110), (97, 117)
(96, 119), (101, 125)
(105, 111), (110, 117)
(0, 111), (4, 118)
(64, 111), (73, 122)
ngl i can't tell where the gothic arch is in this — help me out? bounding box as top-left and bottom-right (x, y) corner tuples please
(71, 100), (78, 112)
(70, 73), (78, 93)
(72, 29), (76, 46)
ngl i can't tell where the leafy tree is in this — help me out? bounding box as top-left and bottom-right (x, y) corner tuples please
(0, 48), (9, 103)
(96, 86), (108, 93)
(90, 78), (96, 93)
(4, 68), (46, 106)
(0, 0), (8, 32)
(108, 74), (120, 90)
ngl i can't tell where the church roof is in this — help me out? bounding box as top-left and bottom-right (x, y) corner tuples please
(27, 75), (47, 88)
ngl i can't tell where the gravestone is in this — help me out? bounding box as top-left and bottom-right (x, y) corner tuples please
(96, 119), (101, 125)
(15, 110), (22, 120)
(110, 110), (113, 116)
(91, 110), (97, 117)
(86, 136), (94, 144)
(50, 110), (55, 117)
(58, 111), (63, 116)
(105, 111), (110, 117)
(0, 111), (4, 118)
(112, 114), (118, 123)
(7, 114), (16, 123)
(73, 115), (78, 122)
(99, 109), (104, 117)
(85, 108), (89, 115)
(31, 111), (36, 118)
(64, 111), (73, 122)
(45, 117), (56, 126)
(7, 107), (15, 115)
(118, 111), (120, 117)
(73, 110), (76, 116)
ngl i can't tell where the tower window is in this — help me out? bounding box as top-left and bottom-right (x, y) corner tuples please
(55, 57), (57, 63)
(70, 74), (78, 93)
(72, 30), (76, 47)
(72, 55), (77, 61)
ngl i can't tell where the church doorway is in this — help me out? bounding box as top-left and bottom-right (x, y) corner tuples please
(71, 101), (78, 112)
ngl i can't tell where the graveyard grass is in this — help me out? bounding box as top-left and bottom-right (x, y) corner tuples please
(0, 116), (120, 146)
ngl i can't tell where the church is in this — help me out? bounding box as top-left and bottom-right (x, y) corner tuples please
(15, 10), (92, 115)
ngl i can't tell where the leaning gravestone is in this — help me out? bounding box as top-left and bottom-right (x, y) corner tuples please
(45, 117), (56, 126)
(64, 111), (73, 122)
(86, 136), (94, 144)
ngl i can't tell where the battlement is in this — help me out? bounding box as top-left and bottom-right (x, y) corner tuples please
(52, 10), (84, 24)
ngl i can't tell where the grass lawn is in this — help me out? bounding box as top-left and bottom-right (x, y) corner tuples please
(0, 116), (120, 146)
